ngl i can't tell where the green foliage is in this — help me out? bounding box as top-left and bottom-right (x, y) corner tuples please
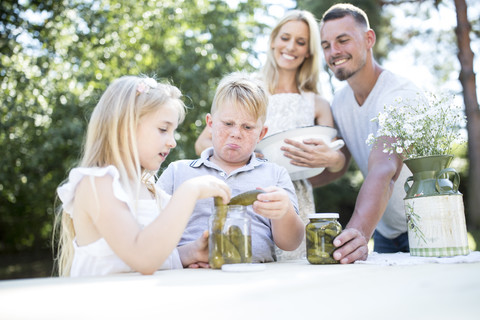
(0, 0), (266, 253)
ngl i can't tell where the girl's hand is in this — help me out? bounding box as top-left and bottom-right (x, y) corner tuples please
(186, 175), (231, 204)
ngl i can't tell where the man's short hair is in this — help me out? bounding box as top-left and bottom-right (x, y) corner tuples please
(322, 3), (370, 29)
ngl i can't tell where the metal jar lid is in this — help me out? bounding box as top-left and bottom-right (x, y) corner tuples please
(307, 213), (339, 219)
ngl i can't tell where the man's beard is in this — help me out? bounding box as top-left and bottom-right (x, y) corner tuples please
(331, 56), (366, 81)
(334, 68), (356, 81)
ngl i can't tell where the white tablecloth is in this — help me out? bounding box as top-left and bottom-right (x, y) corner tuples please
(1, 254), (480, 320)
(356, 250), (480, 266)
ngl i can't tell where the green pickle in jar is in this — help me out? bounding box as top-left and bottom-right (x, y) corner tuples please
(209, 204), (252, 269)
(306, 213), (342, 264)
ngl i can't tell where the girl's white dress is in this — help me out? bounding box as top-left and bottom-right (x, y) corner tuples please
(264, 92), (316, 260)
(57, 166), (182, 277)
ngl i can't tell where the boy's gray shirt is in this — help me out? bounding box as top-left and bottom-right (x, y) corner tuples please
(157, 147), (299, 262)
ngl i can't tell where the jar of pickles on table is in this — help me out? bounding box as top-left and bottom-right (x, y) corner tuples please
(306, 213), (342, 264)
(208, 205), (252, 269)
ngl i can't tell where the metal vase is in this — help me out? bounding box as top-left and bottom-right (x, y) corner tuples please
(403, 155), (469, 257)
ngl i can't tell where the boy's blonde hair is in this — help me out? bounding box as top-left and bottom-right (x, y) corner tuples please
(54, 75), (186, 276)
(211, 72), (268, 124)
(261, 10), (322, 95)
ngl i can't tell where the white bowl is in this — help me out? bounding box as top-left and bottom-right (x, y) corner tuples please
(256, 125), (344, 181)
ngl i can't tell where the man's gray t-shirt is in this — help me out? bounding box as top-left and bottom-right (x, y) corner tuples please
(157, 148), (299, 262)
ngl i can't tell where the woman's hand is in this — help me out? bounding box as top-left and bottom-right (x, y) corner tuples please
(281, 138), (345, 172)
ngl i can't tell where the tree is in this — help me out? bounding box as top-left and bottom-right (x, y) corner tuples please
(454, 0), (480, 229)
(0, 0), (266, 254)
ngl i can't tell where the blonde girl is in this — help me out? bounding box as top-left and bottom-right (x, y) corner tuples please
(55, 76), (230, 277)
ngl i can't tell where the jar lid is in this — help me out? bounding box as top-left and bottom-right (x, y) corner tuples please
(307, 213), (339, 219)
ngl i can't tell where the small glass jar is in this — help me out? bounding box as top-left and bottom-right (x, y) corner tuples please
(208, 205), (252, 269)
(306, 213), (342, 264)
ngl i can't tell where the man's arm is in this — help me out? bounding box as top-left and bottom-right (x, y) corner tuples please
(333, 137), (403, 263)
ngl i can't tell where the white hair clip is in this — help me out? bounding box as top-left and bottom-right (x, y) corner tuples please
(136, 77), (158, 95)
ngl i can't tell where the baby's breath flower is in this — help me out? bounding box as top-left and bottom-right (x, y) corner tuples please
(366, 92), (467, 160)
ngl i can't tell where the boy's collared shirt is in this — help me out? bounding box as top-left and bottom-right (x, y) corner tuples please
(157, 147), (299, 262)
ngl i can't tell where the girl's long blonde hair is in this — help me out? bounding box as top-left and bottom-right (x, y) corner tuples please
(261, 10), (322, 95)
(54, 76), (185, 276)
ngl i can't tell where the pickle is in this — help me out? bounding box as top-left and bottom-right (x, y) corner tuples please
(229, 189), (265, 206)
(227, 225), (252, 263)
(326, 227), (340, 237)
(209, 232), (225, 269)
(222, 235), (242, 264)
(214, 196), (225, 207)
(227, 225), (244, 258)
(306, 229), (319, 245)
(212, 197), (228, 231)
(211, 190), (264, 230)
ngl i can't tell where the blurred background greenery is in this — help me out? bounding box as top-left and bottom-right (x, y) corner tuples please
(1, 0), (478, 279)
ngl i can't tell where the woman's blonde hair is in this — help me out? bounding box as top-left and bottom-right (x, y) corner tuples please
(261, 10), (322, 95)
(211, 72), (268, 124)
(54, 75), (186, 276)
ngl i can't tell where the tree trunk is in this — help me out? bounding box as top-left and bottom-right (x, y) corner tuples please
(454, 0), (480, 230)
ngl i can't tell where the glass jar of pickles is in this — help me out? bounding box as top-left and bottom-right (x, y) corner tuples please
(306, 213), (342, 264)
(208, 205), (252, 269)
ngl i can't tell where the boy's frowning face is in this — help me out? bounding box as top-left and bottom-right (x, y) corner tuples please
(207, 101), (267, 168)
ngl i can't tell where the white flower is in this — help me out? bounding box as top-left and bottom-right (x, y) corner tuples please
(365, 133), (375, 145)
(404, 123), (414, 135)
(367, 92), (466, 159)
(377, 113), (387, 126)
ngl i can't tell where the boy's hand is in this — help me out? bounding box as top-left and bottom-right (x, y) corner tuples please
(251, 186), (291, 220)
(179, 230), (210, 268)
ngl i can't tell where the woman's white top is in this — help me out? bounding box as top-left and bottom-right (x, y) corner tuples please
(264, 92), (315, 137)
(263, 92), (316, 261)
(57, 165), (182, 277)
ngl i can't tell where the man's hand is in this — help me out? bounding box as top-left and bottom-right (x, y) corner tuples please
(332, 228), (369, 264)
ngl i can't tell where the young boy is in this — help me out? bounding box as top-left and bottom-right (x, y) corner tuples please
(157, 72), (304, 264)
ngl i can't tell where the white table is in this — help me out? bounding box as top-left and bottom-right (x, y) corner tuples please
(1, 257), (479, 320)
